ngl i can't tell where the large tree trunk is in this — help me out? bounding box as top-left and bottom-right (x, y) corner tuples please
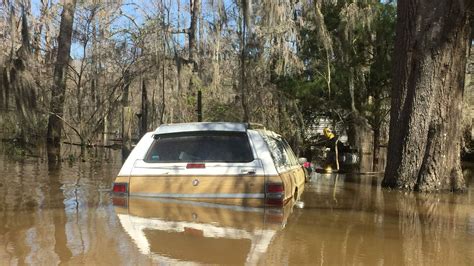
(46, 0), (77, 159)
(383, 0), (472, 191)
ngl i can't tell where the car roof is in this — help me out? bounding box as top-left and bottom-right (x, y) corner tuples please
(154, 122), (248, 135)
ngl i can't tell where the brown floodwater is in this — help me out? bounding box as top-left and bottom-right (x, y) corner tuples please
(0, 147), (473, 265)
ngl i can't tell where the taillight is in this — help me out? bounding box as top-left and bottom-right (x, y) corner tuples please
(113, 183), (128, 194)
(265, 183), (285, 206)
(186, 163), (206, 169)
(265, 198), (284, 206)
(112, 197), (128, 207)
(266, 183), (284, 193)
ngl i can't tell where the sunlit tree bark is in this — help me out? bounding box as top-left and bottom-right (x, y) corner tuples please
(46, 0), (77, 159)
(383, 0), (473, 191)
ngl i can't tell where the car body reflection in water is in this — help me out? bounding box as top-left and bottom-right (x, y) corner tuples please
(113, 197), (294, 264)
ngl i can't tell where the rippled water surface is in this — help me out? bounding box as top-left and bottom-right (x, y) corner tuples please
(0, 148), (473, 265)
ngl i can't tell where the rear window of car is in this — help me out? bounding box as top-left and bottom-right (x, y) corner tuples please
(145, 131), (254, 163)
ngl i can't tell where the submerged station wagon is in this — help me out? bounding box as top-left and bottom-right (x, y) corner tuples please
(112, 122), (306, 206)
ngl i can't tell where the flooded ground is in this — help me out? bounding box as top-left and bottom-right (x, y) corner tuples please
(0, 147), (473, 265)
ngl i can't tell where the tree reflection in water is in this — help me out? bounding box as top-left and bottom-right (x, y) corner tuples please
(0, 147), (472, 265)
(265, 172), (474, 265)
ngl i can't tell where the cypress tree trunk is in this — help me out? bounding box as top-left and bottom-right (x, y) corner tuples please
(383, 0), (472, 191)
(189, 0), (201, 121)
(140, 79), (148, 137)
(0, 61), (9, 111)
(189, 0), (200, 73)
(373, 126), (380, 172)
(9, 7), (40, 142)
(46, 0), (76, 159)
(121, 70), (132, 160)
(0, 65), (4, 110)
(160, 52), (166, 124)
(239, 0), (249, 122)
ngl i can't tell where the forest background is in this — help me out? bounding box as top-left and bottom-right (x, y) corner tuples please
(0, 0), (472, 173)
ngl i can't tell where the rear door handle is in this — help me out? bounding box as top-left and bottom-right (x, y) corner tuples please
(241, 169), (256, 175)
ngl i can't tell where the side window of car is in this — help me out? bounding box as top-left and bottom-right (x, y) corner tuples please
(263, 135), (292, 169)
(282, 139), (299, 167)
